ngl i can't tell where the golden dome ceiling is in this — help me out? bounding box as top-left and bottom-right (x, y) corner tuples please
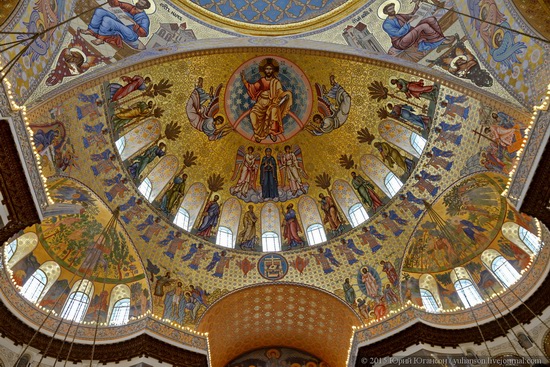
(1, 0), (549, 362)
(19, 45), (536, 331)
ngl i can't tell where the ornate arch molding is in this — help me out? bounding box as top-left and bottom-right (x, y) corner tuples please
(0, 119), (40, 244)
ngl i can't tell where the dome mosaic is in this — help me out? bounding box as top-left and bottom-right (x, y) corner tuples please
(0, 0), (549, 364)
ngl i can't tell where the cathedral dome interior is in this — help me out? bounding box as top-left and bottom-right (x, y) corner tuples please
(0, 0), (549, 366)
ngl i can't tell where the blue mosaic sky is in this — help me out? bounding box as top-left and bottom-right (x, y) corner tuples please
(190, 0), (347, 25)
(227, 61), (311, 136)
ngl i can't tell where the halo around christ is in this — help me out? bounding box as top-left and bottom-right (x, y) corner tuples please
(224, 56), (313, 144)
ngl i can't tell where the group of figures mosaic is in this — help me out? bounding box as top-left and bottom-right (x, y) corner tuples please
(3, 0), (545, 111)
(27, 49), (527, 263)
(341, 0), (541, 102)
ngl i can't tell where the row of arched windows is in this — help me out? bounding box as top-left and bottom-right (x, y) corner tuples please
(116, 119), (426, 251)
(4, 239), (131, 325)
(419, 225), (542, 312)
(170, 188), (371, 251)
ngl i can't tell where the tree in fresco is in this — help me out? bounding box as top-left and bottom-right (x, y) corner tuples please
(106, 229), (135, 280)
(49, 213), (104, 264)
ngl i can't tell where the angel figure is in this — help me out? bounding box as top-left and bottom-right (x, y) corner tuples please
(46, 31), (110, 86)
(230, 146), (260, 198)
(306, 75), (352, 136)
(204, 250), (233, 278)
(429, 39), (493, 88)
(278, 145), (308, 196)
(186, 77), (232, 141)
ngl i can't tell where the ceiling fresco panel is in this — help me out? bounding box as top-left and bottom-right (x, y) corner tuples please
(1, 0), (549, 358)
(303, 0), (549, 108)
(15, 47), (536, 349)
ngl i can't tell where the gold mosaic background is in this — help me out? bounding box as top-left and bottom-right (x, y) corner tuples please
(20, 48), (533, 360)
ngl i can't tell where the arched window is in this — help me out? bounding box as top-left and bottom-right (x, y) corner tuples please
(491, 256), (521, 287)
(454, 279), (484, 308)
(360, 154), (396, 197)
(420, 289), (439, 313)
(331, 179), (365, 224)
(109, 298), (130, 325)
(348, 203), (369, 227)
(21, 269), (47, 303)
(138, 178), (153, 201)
(518, 227), (541, 254)
(410, 133), (427, 156)
(107, 284), (131, 325)
(298, 196), (324, 245)
(142, 155), (179, 201)
(262, 232), (280, 252)
(216, 198), (242, 248)
(61, 292), (90, 322)
(117, 119), (161, 161)
(180, 183), (208, 229)
(5, 240), (16, 261)
(306, 224), (327, 246)
(6, 232), (38, 269)
(384, 172), (403, 197)
(481, 249), (519, 289)
(115, 137), (126, 155)
(61, 280), (94, 322)
(174, 207), (190, 231)
(419, 274), (442, 313)
(216, 226), (233, 248)
(451, 267), (484, 309)
(261, 203), (282, 250)
(379, 119), (424, 158)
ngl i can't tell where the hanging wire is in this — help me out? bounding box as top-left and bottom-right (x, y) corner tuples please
(62, 266), (108, 367)
(478, 287), (528, 358)
(423, 201), (493, 357)
(417, 0), (549, 44)
(37, 276), (91, 367)
(451, 268), (493, 359)
(63, 213), (119, 367)
(63, 210), (119, 367)
(12, 245), (91, 367)
(488, 284), (548, 358)
(89, 268), (108, 367)
(13, 209), (119, 367)
(35, 273), (91, 367)
(497, 274), (550, 330)
(0, 1), (108, 83)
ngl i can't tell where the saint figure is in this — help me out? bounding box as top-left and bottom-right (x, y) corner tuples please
(127, 142), (166, 180)
(382, 1), (455, 52)
(240, 58), (293, 142)
(260, 148), (279, 200)
(238, 205), (258, 250)
(361, 267), (380, 299)
(159, 173), (188, 215)
(196, 195), (220, 238)
(319, 193), (344, 236)
(278, 145), (306, 195)
(282, 204), (304, 249)
(83, 0), (151, 49)
(351, 172), (383, 211)
(230, 146), (259, 197)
